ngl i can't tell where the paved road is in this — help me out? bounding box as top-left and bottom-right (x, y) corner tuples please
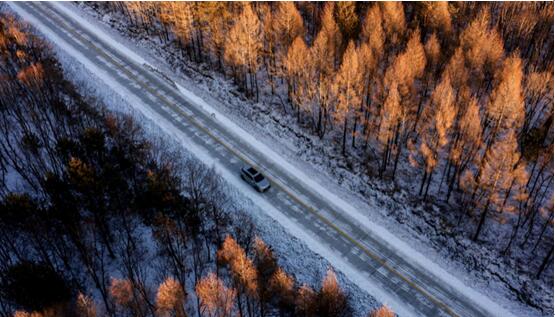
(12, 2), (501, 317)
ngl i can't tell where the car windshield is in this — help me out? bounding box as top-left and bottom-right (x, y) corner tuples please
(253, 174), (264, 182)
(247, 167), (258, 175)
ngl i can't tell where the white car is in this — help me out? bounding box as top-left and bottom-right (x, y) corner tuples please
(240, 165), (271, 192)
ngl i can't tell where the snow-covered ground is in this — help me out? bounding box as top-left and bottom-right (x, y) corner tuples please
(6, 2), (552, 316)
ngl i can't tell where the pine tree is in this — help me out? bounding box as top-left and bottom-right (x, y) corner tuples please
(295, 284), (318, 317)
(272, 2), (304, 52)
(357, 42), (377, 149)
(361, 5), (384, 60)
(368, 305), (395, 317)
(217, 236), (258, 317)
(444, 47), (469, 92)
(321, 3), (343, 68)
(170, 3), (195, 59)
(335, 2), (359, 41)
(446, 96), (483, 202)
(414, 72), (456, 198)
(109, 277), (142, 316)
(487, 55), (525, 141)
(252, 237), (278, 317)
(424, 33), (441, 72)
(155, 277), (186, 317)
(382, 28), (426, 179)
(422, 2), (452, 36)
(523, 69), (554, 134)
(333, 41), (363, 155)
(203, 2), (233, 70)
(462, 131), (526, 241)
(309, 29), (336, 138)
(380, 2), (406, 46)
(459, 9), (504, 90)
(379, 83), (401, 178)
(269, 268), (296, 315)
(318, 269), (349, 317)
(76, 293), (97, 317)
(285, 36), (310, 121)
(224, 4), (263, 100)
(196, 273), (236, 317)
(265, 2), (304, 96)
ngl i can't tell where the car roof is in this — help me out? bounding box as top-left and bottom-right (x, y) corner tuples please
(246, 166), (259, 175)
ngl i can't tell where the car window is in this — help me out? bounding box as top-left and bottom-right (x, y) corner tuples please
(254, 174), (264, 182)
(247, 167), (258, 175)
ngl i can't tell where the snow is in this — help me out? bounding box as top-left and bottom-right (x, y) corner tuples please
(7, 2), (551, 317)
(50, 2), (147, 67)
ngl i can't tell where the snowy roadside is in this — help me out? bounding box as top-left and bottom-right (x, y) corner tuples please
(2, 3), (380, 316)
(59, 4), (553, 317)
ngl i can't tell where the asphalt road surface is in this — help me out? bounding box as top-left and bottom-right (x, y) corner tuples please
(12, 2), (504, 316)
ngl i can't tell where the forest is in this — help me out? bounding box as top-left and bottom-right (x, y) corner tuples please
(89, 1), (554, 281)
(0, 13), (395, 317)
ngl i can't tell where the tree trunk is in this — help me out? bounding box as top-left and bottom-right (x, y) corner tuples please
(500, 178), (515, 212)
(363, 126), (371, 152)
(317, 106), (323, 138)
(446, 162), (460, 202)
(380, 136), (390, 178)
(352, 117), (358, 148)
(522, 183), (550, 246)
(342, 117), (348, 156)
(237, 293), (244, 317)
(536, 246), (553, 279)
(391, 143), (401, 181)
(323, 106), (329, 137)
(473, 201), (490, 241)
(254, 71), (259, 102)
(419, 170), (428, 196)
(532, 213), (553, 254)
(438, 160), (452, 195)
(503, 208), (522, 255)
(424, 169), (434, 199)
(413, 79), (429, 132)
(391, 122), (402, 180)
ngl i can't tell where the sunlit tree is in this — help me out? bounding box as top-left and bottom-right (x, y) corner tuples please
(269, 267), (295, 315)
(368, 305), (395, 317)
(335, 2), (359, 40)
(318, 268), (349, 317)
(380, 2), (405, 46)
(413, 72), (456, 198)
(196, 273), (236, 317)
(156, 277), (186, 317)
(224, 3), (263, 100)
(295, 284), (318, 317)
(333, 41), (363, 155)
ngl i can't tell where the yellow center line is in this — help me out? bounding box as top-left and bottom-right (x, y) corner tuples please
(33, 3), (463, 316)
